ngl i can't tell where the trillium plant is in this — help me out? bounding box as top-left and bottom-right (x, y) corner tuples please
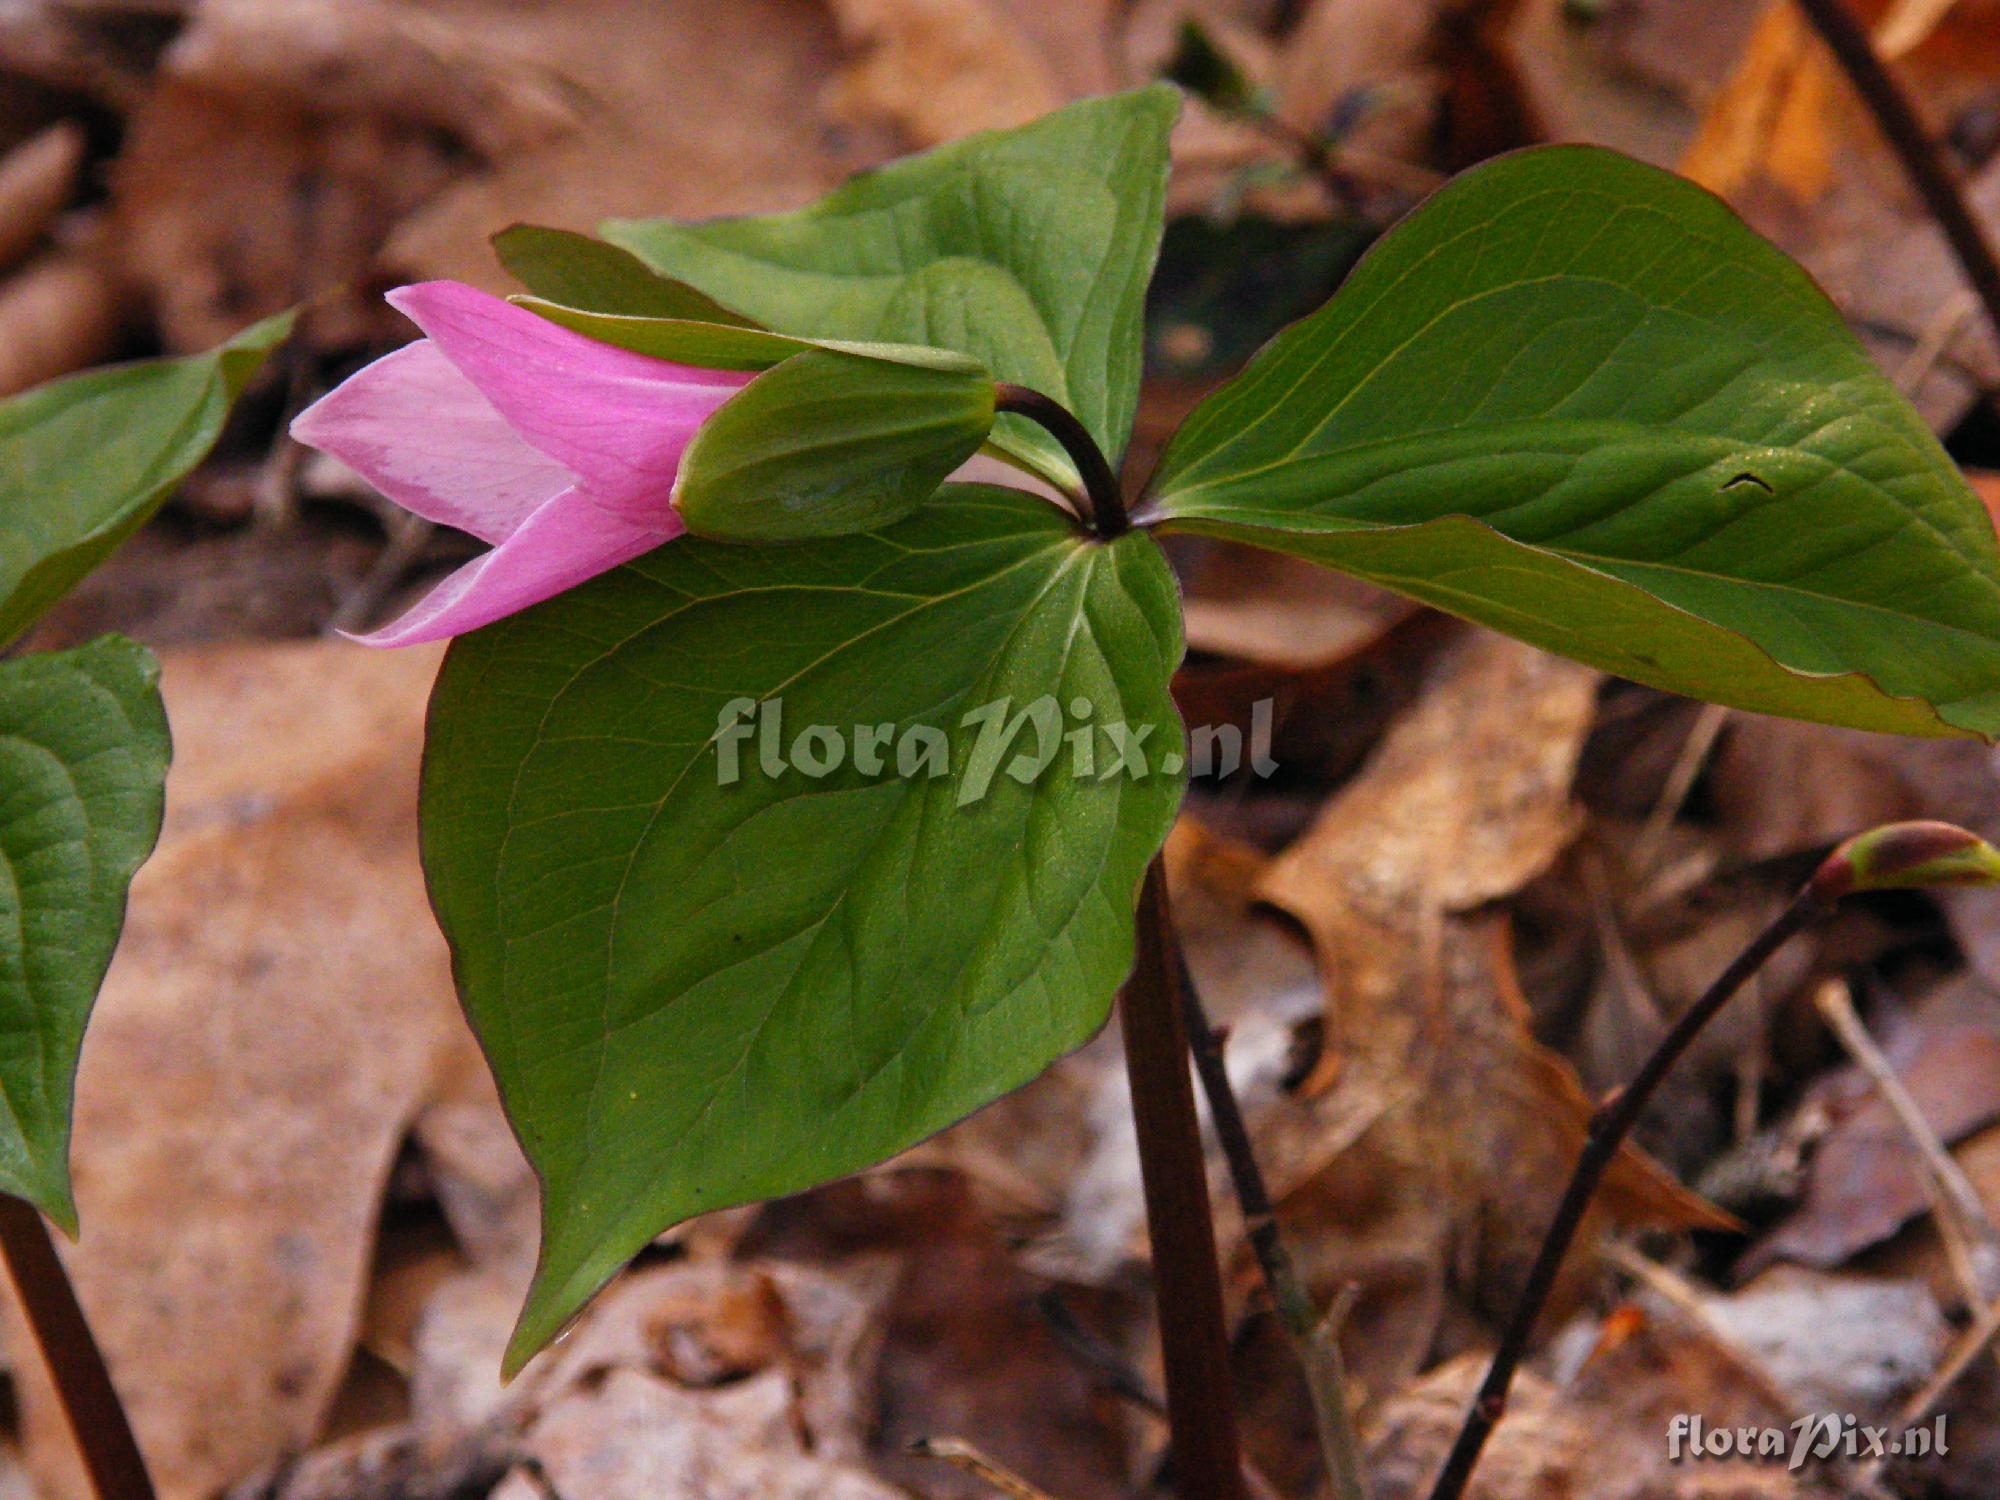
(10, 83), (2000, 1500)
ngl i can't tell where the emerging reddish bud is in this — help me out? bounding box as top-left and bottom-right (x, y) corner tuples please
(1812, 820), (2000, 901)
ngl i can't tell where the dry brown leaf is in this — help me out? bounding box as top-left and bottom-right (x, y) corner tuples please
(162, 0), (584, 157)
(0, 640), (485, 1500)
(1679, 0), (2000, 430)
(0, 253), (126, 396)
(1180, 543), (1421, 671)
(0, 121), (83, 274)
(1243, 633), (1728, 1396)
(1680, 3), (1849, 204)
(821, 0), (1068, 145)
(1500, 0), (1763, 167)
(1366, 1315), (1819, 1500)
(739, 1171), (1140, 1500)
(1274, 0), (1443, 166)
(110, 78), (460, 352)
(1743, 1016), (2000, 1278)
(101, 1), (891, 350)
(493, 1368), (903, 1500)
(410, 1259), (904, 1500)
(384, 0), (895, 296)
(1876, 0), (1966, 56)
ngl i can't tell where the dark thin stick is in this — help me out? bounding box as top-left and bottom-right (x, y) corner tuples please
(1034, 1290), (1285, 1500)
(1424, 884), (1835, 1500)
(993, 384), (1130, 540)
(1120, 859), (1247, 1500)
(1034, 1289), (1167, 1415)
(1173, 950), (1369, 1500)
(1793, 0), (2000, 354)
(0, 1196), (153, 1500)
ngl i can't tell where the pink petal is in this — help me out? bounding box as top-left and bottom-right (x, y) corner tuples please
(290, 342), (575, 544)
(345, 486), (683, 648)
(384, 281), (752, 518)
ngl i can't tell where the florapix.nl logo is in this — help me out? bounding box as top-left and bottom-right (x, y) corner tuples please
(711, 694), (1278, 806)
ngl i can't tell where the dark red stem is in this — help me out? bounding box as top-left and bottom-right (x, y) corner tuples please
(0, 1196), (153, 1500)
(993, 384), (1130, 540)
(1121, 859), (1247, 1500)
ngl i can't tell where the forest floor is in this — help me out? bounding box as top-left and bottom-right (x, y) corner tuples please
(8, 2), (2000, 1497)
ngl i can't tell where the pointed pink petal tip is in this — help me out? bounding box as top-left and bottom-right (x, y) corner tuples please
(290, 341), (574, 544)
(344, 488), (684, 648)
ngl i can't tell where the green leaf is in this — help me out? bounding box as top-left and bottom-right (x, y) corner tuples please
(421, 485), (1184, 1372)
(0, 311), (293, 648)
(494, 225), (759, 325)
(1147, 146), (2000, 739)
(602, 86), (1180, 487)
(517, 297), (984, 375)
(675, 347), (996, 541)
(0, 636), (169, 1228)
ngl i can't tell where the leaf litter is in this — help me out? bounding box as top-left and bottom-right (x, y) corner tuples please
(10, 1), (2000, 1496)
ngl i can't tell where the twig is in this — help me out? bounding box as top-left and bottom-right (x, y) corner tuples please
(1174, 950), (1370, 1500)
(1894, 288), (1979, 391)
(1033, 1290), (1166, 1416)
(1793, 0), (2000, 356)
(907, 1438), (1062, 1500)
(1632, 702), (1730, 873)
(1118, 860), (1247, 1500)
(1599, 1242), (1799, 1418)
(327, 511), (435, 637)
(0, 1196), (154, 1500)
(1813, 979), (2000, 1301)
(1869, 1286), (2000, 1491)
(1424, 882), (1836, 1500)
(1032, 1291), (1286, 1500)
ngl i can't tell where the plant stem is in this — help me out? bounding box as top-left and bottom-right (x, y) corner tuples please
(1793, 0), (2000, 354)
(1424, 882), (1835, 1500)
(1175, 952), (1369, 1500)
(1121, 858), (1246, 1500)
(993, 384), (1130, 540)
(0, 1195), (153, 1500)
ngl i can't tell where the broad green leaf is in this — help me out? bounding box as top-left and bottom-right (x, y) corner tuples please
(0, 311), (292, 648)
(495, 224), (759, 324)
(603, 86), (1179, 487)
(675, 347), (995, 541)
(422, 485), (1184, 1370)
(0, 636), (169, 1228)
(1147, 146), (2000, 739)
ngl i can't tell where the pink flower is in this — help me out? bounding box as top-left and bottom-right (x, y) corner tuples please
(291, 280), (753, 647)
